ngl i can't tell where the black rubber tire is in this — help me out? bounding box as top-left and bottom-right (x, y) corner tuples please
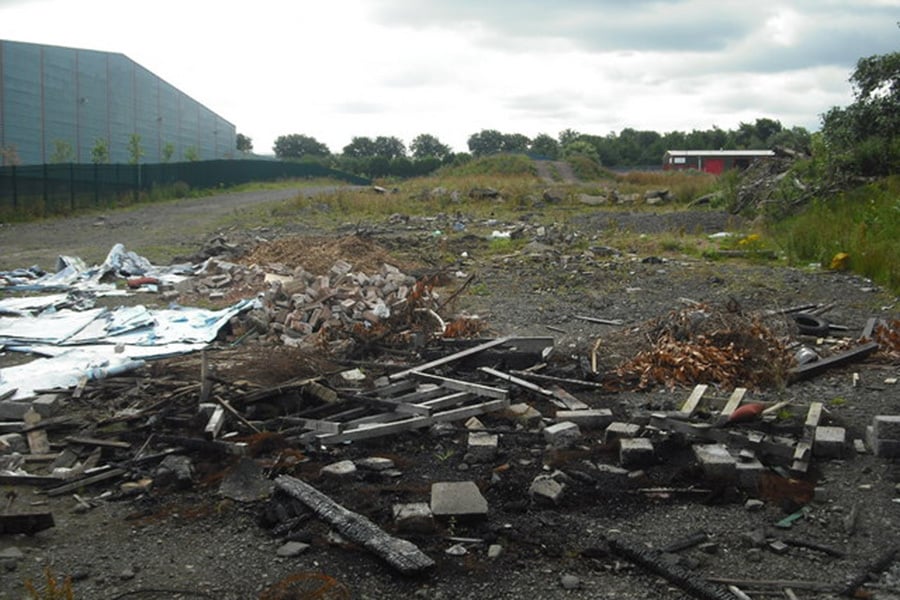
(792, 313), (830, 336)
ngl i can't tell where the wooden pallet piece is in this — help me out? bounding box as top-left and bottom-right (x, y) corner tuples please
(679, 384), (708, 416)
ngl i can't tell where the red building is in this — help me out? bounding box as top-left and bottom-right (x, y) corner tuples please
(662, 150), (775, 175)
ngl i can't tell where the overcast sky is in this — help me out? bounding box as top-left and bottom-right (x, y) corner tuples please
(1, 0), (897, 154)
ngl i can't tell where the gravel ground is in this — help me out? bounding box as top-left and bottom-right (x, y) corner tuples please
(0, 186), (898, 600)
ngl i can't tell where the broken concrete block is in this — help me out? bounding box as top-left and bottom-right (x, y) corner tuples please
(543, 421), (581, 448)
(529, 474), (566, 505)
(355, 457), (395, 471)
(0, 401), (31, 421)
(487, 544), (503, 559)
(465, 416), (485, 430)
(813, 426), (846, 458)
(736, 457), (765, 490)
(693, 444), (737, 480)
(467, 431), (499, 462)
(219, 457), (274, 502)
(153, 455), (194, 490)
(867, 424), (900, 458)
(555, 409), (614, 429)
(30, 394), (63, 418)
(604, 422), (641, 445)
(618, 437), (655, 467)
(0, 433), (26, 454)
(504, 403), (543, 426)
(430, 481), (488, 519)
(320, 460), (357, 479)
(392, 503), (435, 533)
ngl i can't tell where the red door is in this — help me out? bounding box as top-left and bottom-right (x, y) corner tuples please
(703, 159), (725, 174)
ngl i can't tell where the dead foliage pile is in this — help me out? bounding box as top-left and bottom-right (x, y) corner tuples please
(601, 302), (792, 391)
(872, 319), (900, 362)
(241, 235), (419, 276)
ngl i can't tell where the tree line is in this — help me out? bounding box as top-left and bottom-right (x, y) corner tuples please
(241, 48), (897, 180)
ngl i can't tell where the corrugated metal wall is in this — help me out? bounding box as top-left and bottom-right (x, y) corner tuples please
(0, 40), (235, 165)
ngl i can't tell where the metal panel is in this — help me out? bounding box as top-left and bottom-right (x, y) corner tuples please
(1, 41), (43, 164)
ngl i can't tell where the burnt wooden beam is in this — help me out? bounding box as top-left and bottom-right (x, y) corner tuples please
(275, 475), (434, 575)
(787, 341), (879, 383)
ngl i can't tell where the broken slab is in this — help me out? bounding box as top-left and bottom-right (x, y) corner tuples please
(320, 460), (358, 479)
(430, 481), (488, 519)
(867, 415), (900, 458)
(529, 474), (566, 505)
(467, 431), (499, 462)
(503, 403), (543, 426)
(30, 394), (63, 418)
(219, 457), (274, 502)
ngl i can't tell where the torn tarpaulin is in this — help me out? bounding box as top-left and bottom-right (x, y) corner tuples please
(0, 298), (258, 400)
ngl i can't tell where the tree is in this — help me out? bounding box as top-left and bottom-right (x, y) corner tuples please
(127, 133), (144, 165)
(821, 50), (900, 176)
(467, 129), (504, 157)
(410, 133), (451, 160)
(530, 133), (560, 159)
(501, 133), (530, 154)
(161, 142), (175, 163)
(558, 128), (581, 147)
(184, 146), (199, 161)
(50, 139), (74, 163)
(373, 136), (406, 159)
(236, 133), (253, 153)
(91, 138), (109, 164)
(562, 140), (599, 163)
(343, 136), (377, 158)
(273, 134), (330, 159)
(0, 144), (21, 166)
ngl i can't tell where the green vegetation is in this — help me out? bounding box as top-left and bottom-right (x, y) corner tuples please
(91, 138), (109, 164)
(127, 133), (143, 165)
(50, 139), (74, 163)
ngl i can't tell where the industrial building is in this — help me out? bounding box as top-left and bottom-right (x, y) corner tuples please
(0, 39), (235, 165)
(662, 149), (775, 175)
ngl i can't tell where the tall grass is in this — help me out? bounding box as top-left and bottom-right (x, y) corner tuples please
(617, 170), (718, 204)
(771, 175), (900, 293)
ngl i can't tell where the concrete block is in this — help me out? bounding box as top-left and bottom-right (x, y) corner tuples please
(276, 541), (310, 557)
(30, 394), (63, 418)
(467, 431), (499, 462)
(0, 433), (27, 454)
(430, 481), (488, 519)
(555, 409), (614, 429)
(0, 401), (30, 421)
(618, 437), (655, 467)
(529, 474), (566, 505)
(543, 421), (581, 448)
(604, 422), (641, 445)
(873, 438), (900, 458)
(873, 415), (900, 440)
(392, 502), (435, 533)
(693, 443), (737, 480)
(320, 460), (357, 479)
(813, 426), (846, 458)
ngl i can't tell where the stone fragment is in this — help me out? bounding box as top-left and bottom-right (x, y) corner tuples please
(543, 421), (581, 448)
(355, 457), (395, 471)
(504, 403), (543, 426)
(320, 460), (357, 479)
(219, 457), (274, 502)
(560, 574), (581, 590)
(393, 503), (435, 534)
(153, 455), (194, 490)
(768, 540), (789, 555)
(487, 544), (503, 559)
(744, 499), (765, 512)
(873, 415), (900, 439)
(430, 481), (488, 519)
(618, 437), (654, 467)
(30, 394), (63, 418)
(529, 474), (566, 505)
(276, 541), (310, 557)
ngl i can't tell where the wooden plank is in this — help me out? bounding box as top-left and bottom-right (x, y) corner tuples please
(64, 435), (131, 449)
(418, 391), (474, 411)
(788, 341), (879, 383)
(388, 336), (512, 381)
(0, 511), (55, 534)
(275, 475), (434, 574)
(317, 416), (432, 444)
(430, 398), (509, 424)
(549, 385), (590, 410)
(411, 372), (508, 400)
(212, 395), (261, 434)
(679, 384), (708, 416)
(204, 405), (226, 439)
(24, 409), (51, 455)
(0, 474), (62, 486)
(804, 402), (823, 437)
(44, 467), (127, 497)
(720, 388), (747, 419)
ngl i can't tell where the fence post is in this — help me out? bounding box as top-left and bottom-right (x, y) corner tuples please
(69, 162), (75, 211)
